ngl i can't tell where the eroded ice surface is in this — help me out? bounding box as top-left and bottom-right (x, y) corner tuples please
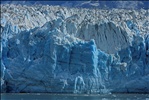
(1, 4), (149, 93)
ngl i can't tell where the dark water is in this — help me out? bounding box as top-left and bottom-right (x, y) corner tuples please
(1, 93), (149, 100)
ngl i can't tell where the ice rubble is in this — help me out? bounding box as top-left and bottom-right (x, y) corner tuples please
(1, 4), (149, 93)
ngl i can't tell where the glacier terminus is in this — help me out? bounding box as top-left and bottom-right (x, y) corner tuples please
(1, 4), (149, 93)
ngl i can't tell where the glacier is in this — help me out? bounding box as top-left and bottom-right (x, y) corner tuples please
(1, 4), (149, 93)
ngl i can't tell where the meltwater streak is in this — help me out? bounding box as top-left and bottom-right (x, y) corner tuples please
(1, 93), (149, 100)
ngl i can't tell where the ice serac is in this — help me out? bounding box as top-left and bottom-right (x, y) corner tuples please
(1, 20), (106, 93)
(76, 21), (133, 54)
(1, 4), (149, 93)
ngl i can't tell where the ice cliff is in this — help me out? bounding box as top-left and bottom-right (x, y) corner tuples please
(1, 4), (149, 93)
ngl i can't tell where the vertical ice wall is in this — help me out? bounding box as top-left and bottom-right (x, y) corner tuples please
(1, 5), (149, 93)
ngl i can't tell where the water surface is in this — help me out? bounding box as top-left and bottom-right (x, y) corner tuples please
(1, 93), (149, 100)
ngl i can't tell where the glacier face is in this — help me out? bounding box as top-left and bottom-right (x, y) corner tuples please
(1, 4), (149, 93)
